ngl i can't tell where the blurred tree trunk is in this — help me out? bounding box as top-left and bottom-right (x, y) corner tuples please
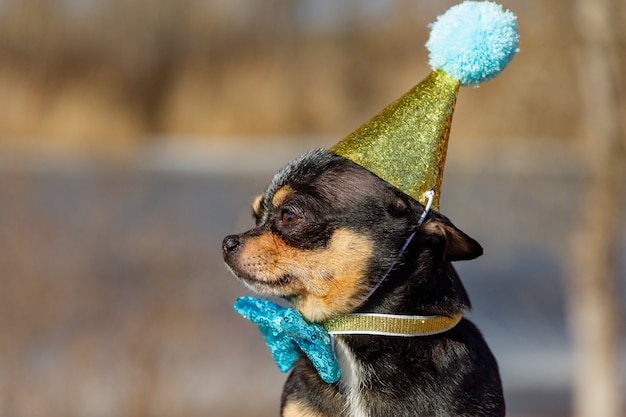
(569, 0), (624, 417)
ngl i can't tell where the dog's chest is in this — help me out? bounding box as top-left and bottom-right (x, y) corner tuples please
(335, 338), (374, 417)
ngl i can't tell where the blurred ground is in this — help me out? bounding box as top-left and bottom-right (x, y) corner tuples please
(0, 0), (625, 416)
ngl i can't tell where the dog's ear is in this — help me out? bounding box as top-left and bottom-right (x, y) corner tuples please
(422, 217), (483, 261)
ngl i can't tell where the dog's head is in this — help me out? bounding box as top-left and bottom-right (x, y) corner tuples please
(223, 148), (481, 322)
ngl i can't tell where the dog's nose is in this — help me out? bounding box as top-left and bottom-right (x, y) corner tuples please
(222, 234), (242, 255)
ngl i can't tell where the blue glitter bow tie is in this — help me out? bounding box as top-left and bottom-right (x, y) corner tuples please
(233, 296), (341, 383)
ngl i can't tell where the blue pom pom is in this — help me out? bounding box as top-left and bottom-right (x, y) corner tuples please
(426, 1), (519, 86)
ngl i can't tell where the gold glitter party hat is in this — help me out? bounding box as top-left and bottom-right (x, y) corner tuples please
(330, 1), (519, 210)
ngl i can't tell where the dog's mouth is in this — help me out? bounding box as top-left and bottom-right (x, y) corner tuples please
(244, 274), (292, 287)
(232, 270), (294, 293)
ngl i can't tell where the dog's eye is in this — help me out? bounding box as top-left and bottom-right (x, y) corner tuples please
(281, 209), (301, 226)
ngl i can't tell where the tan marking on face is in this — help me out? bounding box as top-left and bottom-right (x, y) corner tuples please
(272, 185), (293, 208)
(282, 400), (327, 417)
(251, 194), (263, 216)
(236, 228), (372, 322)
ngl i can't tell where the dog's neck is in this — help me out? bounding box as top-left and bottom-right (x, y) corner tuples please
(358, 244), (472, 318)
(317, 237), (471, 338)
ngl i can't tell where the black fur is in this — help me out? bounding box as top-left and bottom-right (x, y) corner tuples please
(224, 148), (505, 416)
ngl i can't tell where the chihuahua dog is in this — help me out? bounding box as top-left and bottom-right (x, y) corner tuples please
(223, 148), (504, 416)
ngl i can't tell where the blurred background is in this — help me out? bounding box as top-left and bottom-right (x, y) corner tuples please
(0, 0), (624, 416)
